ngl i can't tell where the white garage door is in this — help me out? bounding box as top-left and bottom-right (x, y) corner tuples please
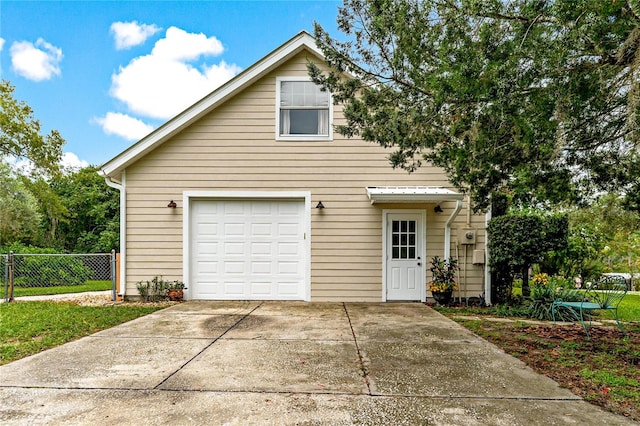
(189, 199), (307, 300)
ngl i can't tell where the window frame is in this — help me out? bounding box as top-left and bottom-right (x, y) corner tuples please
(275, 76), (333, 141)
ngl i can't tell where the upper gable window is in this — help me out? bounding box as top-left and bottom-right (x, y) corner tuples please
(276, 77), (332, 141)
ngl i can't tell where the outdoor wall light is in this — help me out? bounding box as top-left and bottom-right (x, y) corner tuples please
(316, 201), (325, 209)
(434, 204), (443, 214)
(167, 200), (177, 208)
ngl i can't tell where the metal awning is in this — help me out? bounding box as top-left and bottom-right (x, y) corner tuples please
(366, 186), (464, 204)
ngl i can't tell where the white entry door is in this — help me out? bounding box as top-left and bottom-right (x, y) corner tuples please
(385, 212), (425, 301)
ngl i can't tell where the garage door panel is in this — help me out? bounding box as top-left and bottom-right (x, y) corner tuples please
(278, 282), (301, 296)
(278, 242), (301, 256)
(251, 223), (273, 236)
(223, 282), (244, 296)
(190, 199), (306, 300)
(224, 223), (245, 236)
(197, 224), (219, 237)
(196, 261), (218, 274)
(195, 242), (218, 256)
(278, 223), (300, 236)
(250, 282), (271, 295)
(278, 203), (300, 215)
(224, 203), (245, 215)
(251, 261), (272, 274)
(224, 242), (244, 255)
(278, 261), (300, 275)
(251, 203), (272, 215)
(250, 242), (272, 255)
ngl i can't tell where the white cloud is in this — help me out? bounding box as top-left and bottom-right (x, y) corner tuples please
(110, 26), (241, 120)
(10, 38), (63, 81)
(0, 38), (5, 51)
(60, 152), (90, 171)
(94, 112), (155, 141)
(151, 26), (223, 60)
(110, 21), (161, 50)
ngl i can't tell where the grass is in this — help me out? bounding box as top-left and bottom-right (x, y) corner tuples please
(599, 293), (640, 322)
(7, 280), (112, 298)
(436, 304), (640, 422)
(0, 301), (165, 365)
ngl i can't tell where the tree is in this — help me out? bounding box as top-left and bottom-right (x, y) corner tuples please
(0, 80), (64, 176)
(21, 176), (68, 248)
(48, 166), (120, 253)
(310, 0), (640, 210)
(0, 162), (41, 246)
(566, 194), (640, 284)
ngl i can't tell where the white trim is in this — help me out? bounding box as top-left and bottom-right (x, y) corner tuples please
(103, 171), (126, 297)
(182, 190), (312, 301)
(367, 186), (464, 204)
(102, 31), (323, 178)
(275, 76), (333, 141)
(381, 209), (427, 302)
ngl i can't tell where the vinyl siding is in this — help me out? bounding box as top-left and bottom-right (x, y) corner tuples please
(123, 50), (487, 302)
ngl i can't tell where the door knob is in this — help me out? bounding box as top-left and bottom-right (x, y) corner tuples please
(417, 262), (422, 266)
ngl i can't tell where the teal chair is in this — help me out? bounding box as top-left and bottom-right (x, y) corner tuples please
(552, 275), (627, 339)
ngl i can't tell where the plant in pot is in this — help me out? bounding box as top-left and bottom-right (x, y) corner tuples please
(428, 256), (458, 305)
(166, 280), (185, 301)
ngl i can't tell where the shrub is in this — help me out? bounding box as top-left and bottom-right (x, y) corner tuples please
(488, 213), (568, 299)
(527, 277), (582, 320)
(9, 246), (93, 287)
(136, 276), (184, 302)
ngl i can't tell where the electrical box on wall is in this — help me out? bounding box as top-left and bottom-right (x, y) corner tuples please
(472, 249), (485, 265)
(458, 227), (476, 245)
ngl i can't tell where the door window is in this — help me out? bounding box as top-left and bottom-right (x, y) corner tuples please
(391, 220), (417, 260)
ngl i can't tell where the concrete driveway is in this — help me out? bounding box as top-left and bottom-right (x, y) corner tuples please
(0, 302), (633, 425)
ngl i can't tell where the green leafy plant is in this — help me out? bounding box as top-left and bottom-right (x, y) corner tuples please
(136, 276), (185, 302)
(528, 276), (583, 321)
(428, 256), (458, 293)
(488, 213), (568, 298)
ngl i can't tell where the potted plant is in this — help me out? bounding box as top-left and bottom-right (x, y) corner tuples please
(428, 256), (458, 305)
(166, 280), (185, 301)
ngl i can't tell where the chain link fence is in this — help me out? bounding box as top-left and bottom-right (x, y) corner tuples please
(2, 251), (116, 302)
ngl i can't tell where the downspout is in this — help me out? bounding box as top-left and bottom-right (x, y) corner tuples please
(103, 172), (126, 299)
(444, 200), (463, 260)
(484, 208), (492, 305)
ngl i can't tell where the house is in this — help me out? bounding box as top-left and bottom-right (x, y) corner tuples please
(100, 31), (490, 303)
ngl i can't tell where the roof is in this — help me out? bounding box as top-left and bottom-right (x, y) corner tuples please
(100, 30), (323, 181)
(366, 186), (464, 204)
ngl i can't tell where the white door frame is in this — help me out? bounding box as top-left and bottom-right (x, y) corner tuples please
(382, 209), (427, 302)
(182, 191), (312, 301)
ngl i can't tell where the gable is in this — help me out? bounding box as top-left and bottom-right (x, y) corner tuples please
(100, 31), (324, 182)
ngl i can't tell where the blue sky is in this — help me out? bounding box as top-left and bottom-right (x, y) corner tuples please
(0, 0), (342, 169)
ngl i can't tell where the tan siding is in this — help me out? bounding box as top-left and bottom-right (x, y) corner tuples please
(123, 49), (487, 302)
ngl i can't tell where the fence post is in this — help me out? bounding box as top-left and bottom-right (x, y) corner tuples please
(8, 251), (14, 302)
(111, 249), (117, 302)
(3, 254), (7, 301)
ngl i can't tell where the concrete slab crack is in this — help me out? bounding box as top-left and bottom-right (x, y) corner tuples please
(152, 302), (264, 389)
(342, 303), (372, 395)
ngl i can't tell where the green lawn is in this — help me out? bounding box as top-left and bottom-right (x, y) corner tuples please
(598, 293), (640, 322)
(7, 280), (112, 298)
(0, 301), (165, 365)
(444, 315), (640, 421)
